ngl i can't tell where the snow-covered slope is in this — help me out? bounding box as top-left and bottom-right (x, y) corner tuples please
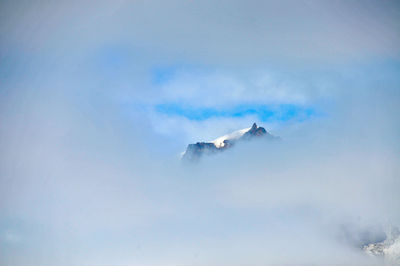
(210, 127), (251, 148)
(364, 226), (400, 264)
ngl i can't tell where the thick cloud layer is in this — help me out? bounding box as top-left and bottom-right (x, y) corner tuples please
(1, 65), (399, 265)
(1, 0), (399, 63)
(1, 0), (400, 265)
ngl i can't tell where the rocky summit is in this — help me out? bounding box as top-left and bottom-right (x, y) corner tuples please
(182, 123), (277, 161)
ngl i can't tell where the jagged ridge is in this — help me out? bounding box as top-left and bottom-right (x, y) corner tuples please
(182, 123), (276, 161)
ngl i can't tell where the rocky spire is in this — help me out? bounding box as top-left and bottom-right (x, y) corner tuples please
(244, 122), (267, 137)
(182, 122), (277, 162)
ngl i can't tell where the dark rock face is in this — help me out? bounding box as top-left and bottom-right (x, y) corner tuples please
(183, 142), (220, 161)
(243, 123), (267, 138)
(182, 123), (276, 161)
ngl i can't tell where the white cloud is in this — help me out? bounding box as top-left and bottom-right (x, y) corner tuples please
(0, 0), (399, 265)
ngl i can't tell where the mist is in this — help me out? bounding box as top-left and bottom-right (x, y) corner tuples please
(1, 66), (399, 265)
(1, 0), (400, 265)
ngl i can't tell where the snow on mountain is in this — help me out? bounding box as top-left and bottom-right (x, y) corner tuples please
(363, 226), (400, 264)
(181, 123), (276, 161)
(210, 127), (251, 148)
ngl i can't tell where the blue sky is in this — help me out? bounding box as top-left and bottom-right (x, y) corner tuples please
(155, 103), (317, 122)
(151, 64), (319, 123)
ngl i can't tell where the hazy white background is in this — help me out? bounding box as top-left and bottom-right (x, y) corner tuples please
(1, 0), (400, 265)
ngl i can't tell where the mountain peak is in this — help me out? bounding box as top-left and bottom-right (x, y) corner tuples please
(182, 123), (277, 161)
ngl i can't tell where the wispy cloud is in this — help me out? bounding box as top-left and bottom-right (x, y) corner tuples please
(1, 0), (400, 265)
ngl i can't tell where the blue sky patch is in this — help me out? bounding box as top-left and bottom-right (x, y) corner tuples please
(155, 103), (318, 122)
